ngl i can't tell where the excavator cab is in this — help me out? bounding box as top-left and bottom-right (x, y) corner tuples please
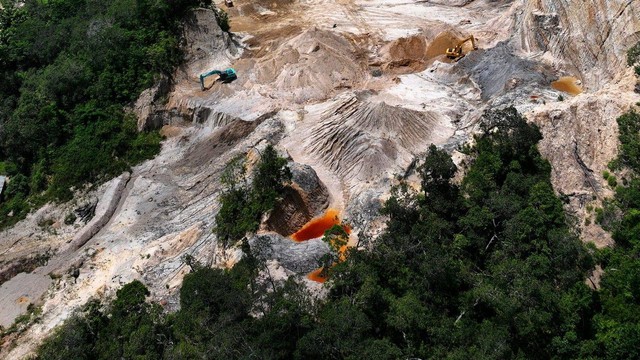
(445, 35), (478, 61)
(199, 68), (237, 90)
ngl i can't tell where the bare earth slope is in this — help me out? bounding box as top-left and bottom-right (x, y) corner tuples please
(2, 0), (640, 357)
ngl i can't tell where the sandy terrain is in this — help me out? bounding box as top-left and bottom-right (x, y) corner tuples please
(2, 0), (640, 357)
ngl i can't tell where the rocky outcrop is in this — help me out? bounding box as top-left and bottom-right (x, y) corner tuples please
(457, 42), (555, 104)
(527, 72), (640, 247)
(181, 8), (238, 77)
(518, 0), (640, 89)
(249, 234), (330, 274)
(133, 76), (172, 131)
(265, 163), (330, 236)
(59, 172), (131, 254)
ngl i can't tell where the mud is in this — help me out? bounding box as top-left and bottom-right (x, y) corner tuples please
(552, 76), (583, 95)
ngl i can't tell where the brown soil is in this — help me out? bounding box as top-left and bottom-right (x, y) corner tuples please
(380, 31), (464, 73)
(159, 125), (183, 138)
(425, 31), (464, 61)
(384, 35), (428, 72)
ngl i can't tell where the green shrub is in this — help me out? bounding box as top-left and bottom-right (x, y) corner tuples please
(214, 8), (230, 32)
(616, 110), (640, 171)
(214, 145), (291, 248)
(627, 42), (640, 67)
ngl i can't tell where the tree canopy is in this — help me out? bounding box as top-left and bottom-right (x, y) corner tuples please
(0, 0), (202, 228)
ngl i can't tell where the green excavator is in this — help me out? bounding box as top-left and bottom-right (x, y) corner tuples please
(199, 68), (237, 90)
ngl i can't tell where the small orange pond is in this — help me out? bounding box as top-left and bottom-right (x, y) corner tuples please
(290, 208), (348, 242)
(551, 76), (583, 95)
(287, 208), (351, 283)
(307, 267), (328, 283)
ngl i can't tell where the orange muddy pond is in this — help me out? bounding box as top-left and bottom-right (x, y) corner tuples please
(551, 76), (582, 95)
(307, 267), (328, 283)
(291, 208), (348, 242)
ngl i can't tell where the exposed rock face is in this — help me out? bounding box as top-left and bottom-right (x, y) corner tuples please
(181, 8), (238, 77)
(519, 0), (640, 89)
(514, 0), (640, 245)
(135, 8), (240, 130)
(458, 43), (555, 102)
(59, 173), (130, 254)
(265, 163), (330, 236)
(527, 72), (640, 247)
(134, 76), (172, 131)
(249, 234), (329, 274)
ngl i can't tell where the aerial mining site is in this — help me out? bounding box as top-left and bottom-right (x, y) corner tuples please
(1, 0), (640, 358)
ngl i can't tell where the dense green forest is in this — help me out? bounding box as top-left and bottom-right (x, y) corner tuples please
(0, 0), (206, 228)
(33, 108), (640, 359)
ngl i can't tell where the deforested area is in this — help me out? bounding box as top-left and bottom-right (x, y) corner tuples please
(1, 0), (640, 359)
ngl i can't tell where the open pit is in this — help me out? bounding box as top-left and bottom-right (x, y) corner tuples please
(4, 0), (640, 357)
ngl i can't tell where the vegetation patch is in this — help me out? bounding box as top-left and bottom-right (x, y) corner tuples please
(215, 145), (291, 250)
(0, 0), (203, 229)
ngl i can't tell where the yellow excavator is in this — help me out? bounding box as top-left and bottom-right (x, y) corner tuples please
(445, 35), (478, 61)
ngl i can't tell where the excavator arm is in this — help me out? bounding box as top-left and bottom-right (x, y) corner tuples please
(199, 68), (237, 90)
(445, 35), (478, 61)
(200, 70), (222, 90)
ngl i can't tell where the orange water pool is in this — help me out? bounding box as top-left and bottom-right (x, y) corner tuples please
(291, 209), (343, 242)
(552, 76), (582, 95)
(307, 267), (328, 283)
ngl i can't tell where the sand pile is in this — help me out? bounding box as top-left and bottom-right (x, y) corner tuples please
(382, 35), (428, 71)
(253, 27), (367, 103)
(301, 95), (445, 182)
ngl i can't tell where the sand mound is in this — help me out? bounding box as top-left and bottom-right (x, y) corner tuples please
(382, 35), (428, 72)
(302, 95), (445, 181)
(253, 27), (367, 103)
